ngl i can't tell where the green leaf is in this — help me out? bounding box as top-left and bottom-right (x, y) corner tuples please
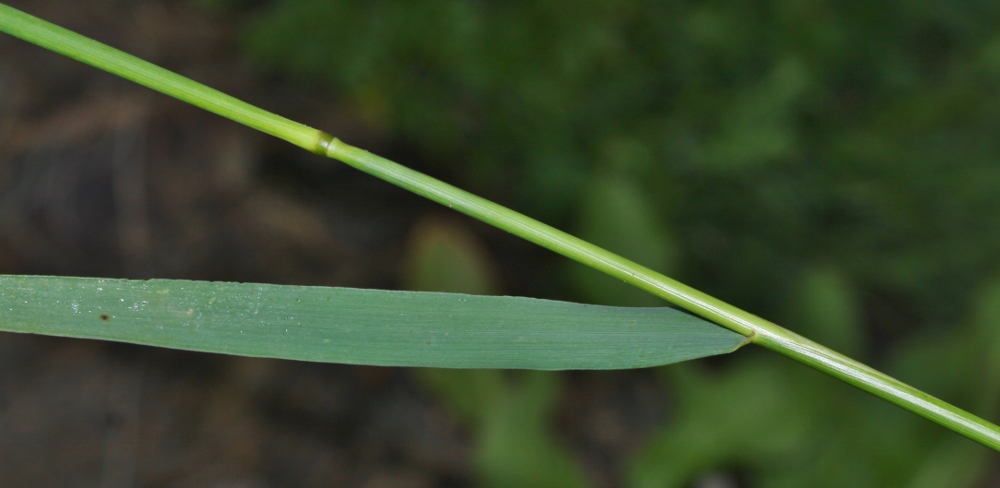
(403, 217), (500, 296)
(569, 173), (676, 307)
(785, 266), (863, 357)
(0, 275), (744, 370)
(477, 371), (588, 488)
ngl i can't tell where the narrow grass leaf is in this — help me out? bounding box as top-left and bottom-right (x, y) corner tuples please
(0, 276), (745, 369)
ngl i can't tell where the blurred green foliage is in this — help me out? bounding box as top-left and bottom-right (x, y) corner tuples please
(234, 0), (1000, 316)
(213, 0), (1000, 485)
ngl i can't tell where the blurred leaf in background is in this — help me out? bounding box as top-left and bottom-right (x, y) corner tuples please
(402, 216), (588, 487)
(568, 171), (676, 307)
(783, 266), (863, 357)
(403, 216), (500, 296)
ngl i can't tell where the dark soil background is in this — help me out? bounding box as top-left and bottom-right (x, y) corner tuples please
(0, 1), (668, 486)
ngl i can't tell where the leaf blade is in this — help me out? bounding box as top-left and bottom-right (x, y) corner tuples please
(0, 276), (745, 370)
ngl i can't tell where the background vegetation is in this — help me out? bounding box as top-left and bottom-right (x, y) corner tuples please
(227, 0), (1000, 484)
(2, 0), (1000, 485)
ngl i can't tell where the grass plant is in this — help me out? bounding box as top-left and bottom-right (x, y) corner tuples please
(1, 2), (999, 452)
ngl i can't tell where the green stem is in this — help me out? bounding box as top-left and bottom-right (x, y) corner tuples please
(0, 3), (326, 153)
(2, 2), (998, 450)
